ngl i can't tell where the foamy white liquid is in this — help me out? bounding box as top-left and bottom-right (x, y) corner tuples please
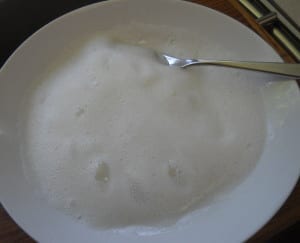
(21, 24), (266, 229)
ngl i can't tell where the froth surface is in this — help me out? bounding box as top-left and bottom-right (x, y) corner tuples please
(20, 24), (266, 229)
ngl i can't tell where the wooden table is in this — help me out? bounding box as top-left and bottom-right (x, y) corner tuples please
(0, 0), (299, 242)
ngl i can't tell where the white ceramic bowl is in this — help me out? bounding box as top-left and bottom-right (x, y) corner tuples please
(0, 0), (299, 242)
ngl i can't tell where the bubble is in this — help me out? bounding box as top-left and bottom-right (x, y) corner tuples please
(137, 39), (146, 45)
(246, 143), (252, 149)
(167, 160), (185, 186)
(75, 107), (85, 117)
(95, 161), (110, 182)
(92, 80), (99, 87)
(167, 160), (179, 178)
(69, 199), (76, 207)
(64, 198), (76, 209)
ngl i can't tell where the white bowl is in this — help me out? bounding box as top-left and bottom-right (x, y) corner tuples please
(0, 0), (299, 242)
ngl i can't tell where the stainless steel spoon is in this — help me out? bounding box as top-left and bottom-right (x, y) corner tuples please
(155, 52), (300, 79)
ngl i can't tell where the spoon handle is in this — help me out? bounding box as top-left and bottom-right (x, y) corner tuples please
(193, 60), (300, 78)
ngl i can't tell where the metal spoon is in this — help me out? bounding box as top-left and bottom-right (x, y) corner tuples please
(155, 52), (300, 79)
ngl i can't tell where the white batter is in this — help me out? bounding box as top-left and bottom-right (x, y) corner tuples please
(21, 24), (266, 228)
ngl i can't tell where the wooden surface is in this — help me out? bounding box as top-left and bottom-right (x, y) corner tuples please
(0, 0), (299, 242)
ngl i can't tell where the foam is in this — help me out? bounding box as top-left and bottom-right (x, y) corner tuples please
(20, 24), (266, 230)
